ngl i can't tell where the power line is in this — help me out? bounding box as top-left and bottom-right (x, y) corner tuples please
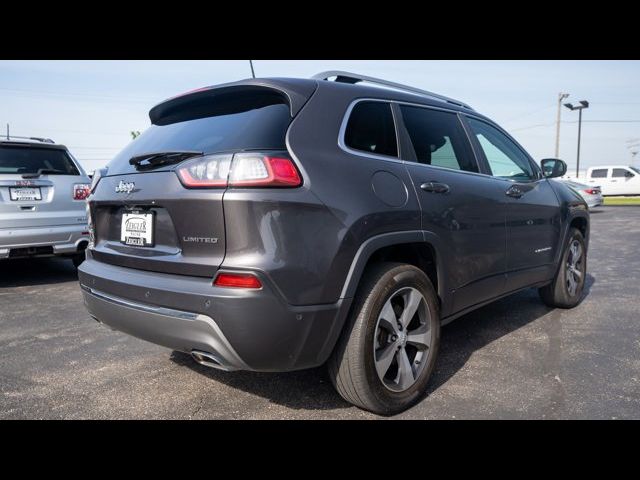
(0, 87), (157, 103)
(502, 104), (556, 124)
(580, 119), (640, 123)
(511, 119), (640, 132)
(9, 127), (140, 136)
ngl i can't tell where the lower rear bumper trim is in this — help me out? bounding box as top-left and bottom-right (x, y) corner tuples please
(81, 285), (249, 371)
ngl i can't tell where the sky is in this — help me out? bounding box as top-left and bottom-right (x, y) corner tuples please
(1, 60), (639, 174)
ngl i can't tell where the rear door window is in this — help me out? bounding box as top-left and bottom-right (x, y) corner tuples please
(590, 168), (608, 178)
(613, 168), (634, 178)
(0, 146), (80, 175)
(344, 101), (398, 157)
(399, 105), (478, 172)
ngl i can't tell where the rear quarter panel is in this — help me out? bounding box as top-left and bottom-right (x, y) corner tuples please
(258, 82), (421, 305)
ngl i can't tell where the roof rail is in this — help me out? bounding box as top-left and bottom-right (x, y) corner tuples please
(311, 70), (473, 110)
(1, 135), (55, 144)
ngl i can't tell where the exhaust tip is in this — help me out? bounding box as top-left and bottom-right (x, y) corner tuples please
(191, 350), (230, 371)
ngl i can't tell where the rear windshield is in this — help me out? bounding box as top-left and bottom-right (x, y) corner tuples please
(110, 102), (291, 166)
(0, 146), (80, 175)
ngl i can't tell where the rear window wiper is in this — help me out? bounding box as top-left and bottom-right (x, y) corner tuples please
(129, 151), (203, 171)
(21, 168), (66, 178)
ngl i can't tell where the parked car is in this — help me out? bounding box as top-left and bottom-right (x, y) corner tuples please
(0, 136), (91, 266)
(78, 71), (590, 414)
(583, 165), (640, 195)
(558, 179), (603, 209)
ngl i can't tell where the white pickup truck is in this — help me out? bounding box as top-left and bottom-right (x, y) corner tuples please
(580, 165), (640, 196)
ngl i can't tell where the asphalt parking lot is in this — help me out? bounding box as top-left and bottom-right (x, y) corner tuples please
(1, 206), (639, 419)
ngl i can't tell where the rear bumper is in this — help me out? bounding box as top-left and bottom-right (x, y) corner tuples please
(78, 257), (351, 372)
(0, 224), (89, 259)
(81, 285), (248, 371)
(586, 196), (603, 208)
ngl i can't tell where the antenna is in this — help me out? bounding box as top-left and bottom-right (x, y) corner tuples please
(249, 60), (256, 79)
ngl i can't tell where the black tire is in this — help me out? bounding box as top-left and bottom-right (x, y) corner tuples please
(72, 253), (85, 268)
(328, 262), (440, 415)
(539, 228), (587, 308)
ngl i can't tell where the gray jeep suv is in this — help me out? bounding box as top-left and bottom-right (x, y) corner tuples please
(79, 72), (589, 414)
(1, 137), (90, 266)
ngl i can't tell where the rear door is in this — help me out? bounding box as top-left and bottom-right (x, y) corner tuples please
(611, 167), (638, 195)
(464, 116), (561, 290)
(0, 144), (89, 229)
(89, 88), (298, 277)
(396, 104), (508, 314)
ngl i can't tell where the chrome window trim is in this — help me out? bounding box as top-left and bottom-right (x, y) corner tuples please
(338, 98), (507, 182)
(337, 98), (403, 163)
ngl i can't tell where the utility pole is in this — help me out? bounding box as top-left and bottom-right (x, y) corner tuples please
(555, 93), (569, 158)
(249, 60), (256, 79)
(6, 123), (9, 140)
(576, 108), (583, 178)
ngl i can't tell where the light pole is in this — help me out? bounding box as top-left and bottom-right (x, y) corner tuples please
(564, 100), (589, 178)
(555, 93), (569, 158)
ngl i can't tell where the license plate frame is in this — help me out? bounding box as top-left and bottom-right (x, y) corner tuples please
(9, 187), (42, 201)
(120, 210), (155, 247)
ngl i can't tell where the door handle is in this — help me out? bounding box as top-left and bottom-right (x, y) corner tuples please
(505, 185), (524, 198)
(420, 182), (450, 194)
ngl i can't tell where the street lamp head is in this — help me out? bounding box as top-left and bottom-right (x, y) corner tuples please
(564, 100), (589, 111)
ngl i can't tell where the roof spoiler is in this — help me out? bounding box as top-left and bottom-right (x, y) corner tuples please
(149, 79), (317, 126)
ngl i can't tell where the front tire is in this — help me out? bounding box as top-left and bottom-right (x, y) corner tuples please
(539, 227), (587, 308)
(328, 262), (440, 415)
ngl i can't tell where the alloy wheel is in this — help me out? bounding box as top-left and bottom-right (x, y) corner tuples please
(373, 287), (431, 392)
(566, 239), (584, 297)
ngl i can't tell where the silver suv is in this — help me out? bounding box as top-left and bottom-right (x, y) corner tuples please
(0, 136), (91, 266)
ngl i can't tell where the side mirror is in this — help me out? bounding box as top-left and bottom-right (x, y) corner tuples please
(540, 158), (567, 178)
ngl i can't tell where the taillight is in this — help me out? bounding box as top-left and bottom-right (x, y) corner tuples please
(213, 272), (262, 289)
(176, 152), (302, 189)
(584, 189), (599, 195)
(229, 153), (302, 187)
(176, 154), (232, 188)
(73, 184), (91, 200)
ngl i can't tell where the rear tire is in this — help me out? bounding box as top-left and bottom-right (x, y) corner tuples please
(328, 262), (440, 415)
(539, 228), (587, 308)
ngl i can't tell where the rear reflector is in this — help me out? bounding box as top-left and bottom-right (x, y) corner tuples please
(214, 273), (262, 289)
(74, 184), (91, 200)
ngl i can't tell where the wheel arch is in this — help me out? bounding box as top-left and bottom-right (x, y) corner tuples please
(339, 231), (450, 313)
